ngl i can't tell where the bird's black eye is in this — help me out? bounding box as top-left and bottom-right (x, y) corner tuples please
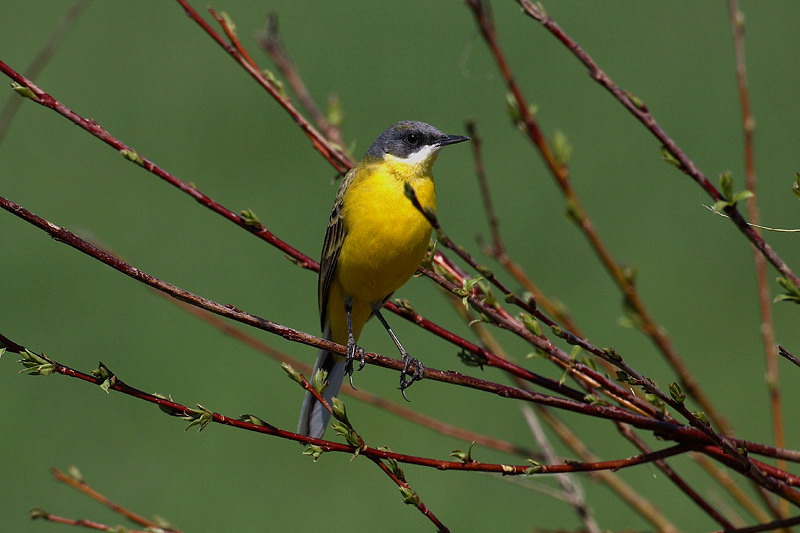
(404, 131), (420, 146)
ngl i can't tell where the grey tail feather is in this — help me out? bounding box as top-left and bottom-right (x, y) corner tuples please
(297, 330), (347, 439)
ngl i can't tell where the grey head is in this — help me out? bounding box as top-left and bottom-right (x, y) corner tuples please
(365, 120), (469, 161)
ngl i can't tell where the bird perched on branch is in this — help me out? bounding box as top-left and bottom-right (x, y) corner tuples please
(297, 120), (469, 438)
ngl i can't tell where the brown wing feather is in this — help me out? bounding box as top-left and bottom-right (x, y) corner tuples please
(318, 167), (357, 331)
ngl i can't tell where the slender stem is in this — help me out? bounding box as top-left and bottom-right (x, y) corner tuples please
(30, 510), (150, 532)
(521, 406), (601, 533)
(726, 1), (785, 520)
(619, 425), (734, 529)
(173, 0), (352, 172)
(515, 0), (798, 288)
(257, 12), (345, 149)
(0, 0), (92, 145)
(463, 0), (733, 436)
(173, 297), (539, 458)
(50, 468), (178, 532)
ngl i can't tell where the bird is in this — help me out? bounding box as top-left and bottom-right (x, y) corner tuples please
(297, 120), (469, 438)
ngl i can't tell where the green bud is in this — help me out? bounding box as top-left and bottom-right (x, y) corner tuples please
(303, 445), (325, 461)
(11, 82), (36, 100)
(553, 129), (572, 166)
(312, 368), (328, 393)
(660, 146), (681, 167)
(326, 94), (344, 127)
(450, 441), (475, 464)
(519, 312), (542, 336)
(399, 486), (419, 505)
(281, 362), (304, 385)
(119, 149), (144, 167)
(240, 208), (261, 227)
(331, 397), (348, 424)
(668, 382), (685, 403)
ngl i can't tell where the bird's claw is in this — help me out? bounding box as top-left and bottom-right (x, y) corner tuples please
(344, 338), (366, 389)
(398, 355), (424, 401)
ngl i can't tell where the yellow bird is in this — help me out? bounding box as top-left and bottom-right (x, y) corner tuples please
(298, 121), (469, 438)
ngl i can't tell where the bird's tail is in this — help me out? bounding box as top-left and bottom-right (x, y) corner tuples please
(297, 330), (347, 438)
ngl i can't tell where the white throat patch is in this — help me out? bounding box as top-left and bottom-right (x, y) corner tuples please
(390, 144), (441, 166)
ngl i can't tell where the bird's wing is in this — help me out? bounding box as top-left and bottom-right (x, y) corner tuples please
(318, 167), (356, 330)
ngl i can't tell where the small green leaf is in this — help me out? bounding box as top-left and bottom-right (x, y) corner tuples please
(303, 445), (325, 461)
(775, 277), (800, 304)
(261, 68), (286, 99)
(182, 404), (214, 432)
(312, 368), (328, 394)
(668, 382), (685, 403)
(660, 146), (681, 167)
(66, 465), (84, 483)
(240, 208), (261, 227)
(239, 414), (274, 429)
(719, 171), (733, 199)
(331, 397), (349, 425)
(450, 441), (476, 464)
(378, 447), (405, 480)
(11, 82), (36, 100)
(17, 349), (55, 376)
(91, 361), (116, 393)
(558, 366), (570, 386)
(399, 486), (419, 505)
(524, 459), (543, 475)
(569, 345), (582, 361)
(553, 129), (572, 166)
(616, 370), (634, 384)
(692, 410), (709, 425)
(711, 200), (729, 213)
(119, 149), (144, 167)
(505, 92), (522, 124)
(281, 362), (303, 385)
(456, 348), (487, 370)
(29, 508), (49, 520)
(393, 298), (415, 314)
(730, 190), (754, 204)
(519, 312), (543, 336)
(326, 93), (344, 127)
(624, 90), (646, 110)
(792, 173), (800, 200)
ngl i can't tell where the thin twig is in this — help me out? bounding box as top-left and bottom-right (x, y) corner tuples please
(257, 12), (345, 148)
(172, 297), (539, 458)
(520, 406), (601, 533)
(29, 509), (150, 533)
(619, 425), (735, 530)
(778, 346), (800, 369)
(0, 0), (92, 145)
(173, 0), (351, 172)
(515, 0), (798, 289)
(2, 332), (704, 477)
(719, 513), (800, 533)
(50, 467), (178, 532)
(726, 1), (785, 520)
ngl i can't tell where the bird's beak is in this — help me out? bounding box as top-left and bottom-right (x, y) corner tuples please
(436, 134), (470, 147)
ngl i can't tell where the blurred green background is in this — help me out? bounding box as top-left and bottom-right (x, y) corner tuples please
(2, 1), (799, 531)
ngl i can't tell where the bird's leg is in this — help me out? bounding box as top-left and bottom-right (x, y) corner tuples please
(373, 309), (424, 400)
(343, 301), (366, 388)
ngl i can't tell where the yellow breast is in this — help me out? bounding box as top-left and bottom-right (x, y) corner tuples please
(335, 159), (436, 307)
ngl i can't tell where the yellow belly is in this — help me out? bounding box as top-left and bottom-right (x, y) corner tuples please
(327, 163), (435, 344)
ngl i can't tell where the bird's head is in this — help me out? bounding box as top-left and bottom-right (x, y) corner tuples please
(365, 121), (469, 172)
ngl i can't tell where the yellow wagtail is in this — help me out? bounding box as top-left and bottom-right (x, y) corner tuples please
(297, 121), (469, 438)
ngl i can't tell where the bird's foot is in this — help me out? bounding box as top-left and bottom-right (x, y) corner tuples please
(398, 353), (425, 401)
(344, 337), (366, 389)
